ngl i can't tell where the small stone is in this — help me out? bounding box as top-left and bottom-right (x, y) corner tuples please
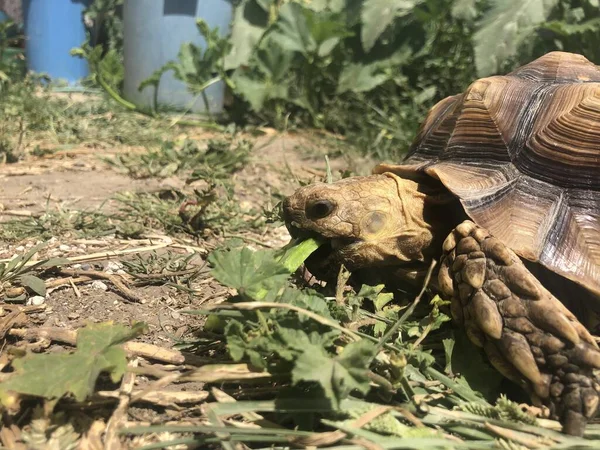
(80, 263), (92, 271)
(27, 295), (46, 306)
(171, 311), (181, 320)
(106, 261), (123, 272)
(15, 246), (25, 252)
(91, 280), (108, 291)
(67, 312), (80, 320)
(59, 244), (70, 252)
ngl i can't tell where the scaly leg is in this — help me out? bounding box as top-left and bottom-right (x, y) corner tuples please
(438, 220), (600, 436)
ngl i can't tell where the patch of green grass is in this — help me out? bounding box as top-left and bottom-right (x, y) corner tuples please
(104, 137), (253, 180)
(115, 187), (266, 238)
(0, 77), (193, 163)
(0, 207), (116, 242)
(121, 250), (206, 290)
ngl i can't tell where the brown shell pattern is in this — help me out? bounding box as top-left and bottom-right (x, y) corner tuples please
(374, 52), (600, 296)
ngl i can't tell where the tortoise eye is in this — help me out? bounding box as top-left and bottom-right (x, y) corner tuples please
(307, 199), (335, 219)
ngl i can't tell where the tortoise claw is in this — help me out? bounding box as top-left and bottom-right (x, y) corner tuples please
(440, 220), (600, 436)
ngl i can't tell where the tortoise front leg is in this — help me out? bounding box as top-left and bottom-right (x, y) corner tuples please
(438, 220), (600, 436)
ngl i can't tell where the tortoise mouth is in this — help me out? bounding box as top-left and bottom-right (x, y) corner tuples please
(286, 224), (359, 279)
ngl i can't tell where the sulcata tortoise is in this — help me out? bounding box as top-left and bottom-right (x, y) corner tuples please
(282, 51), (600, 436)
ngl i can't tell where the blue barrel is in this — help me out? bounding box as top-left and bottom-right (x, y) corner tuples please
(23, 0), (91, 84)
(123, 0), (232, 115)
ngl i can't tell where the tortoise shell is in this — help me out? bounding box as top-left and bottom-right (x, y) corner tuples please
(373, 52), (600, 296)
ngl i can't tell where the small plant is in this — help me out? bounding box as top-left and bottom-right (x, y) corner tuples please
(122, 250), (205, 288)
(0, 243), (70, 300)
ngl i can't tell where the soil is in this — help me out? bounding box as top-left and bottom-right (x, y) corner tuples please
(0, 125), (374, 448)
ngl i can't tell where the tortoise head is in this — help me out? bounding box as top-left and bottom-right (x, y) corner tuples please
(282, 173), (442, 279)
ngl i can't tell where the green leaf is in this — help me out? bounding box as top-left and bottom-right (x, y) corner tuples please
(413, 85), (437, 105)
(230, 38), (294, 110)
(360, 0), (418, 52)
(276, 287), (332, 319)
(448, 330), (504, 402)
(37, 257), (72, 268)
(474, 0), (559, 76)
(224, 0), (270, 70)
(291, 340), (374, 408)
(269, 2), (316, 57)
(208, 247), (290, 300)
(336, 45), (412, 94)
(337, 62), (390, 94)
(303, 10), (352, 57)
(19, 275), (46, 296)
(277, 237), (323, 273)
(0, 322), (146, 402)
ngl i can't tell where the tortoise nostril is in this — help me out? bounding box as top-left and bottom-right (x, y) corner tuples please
(306, 199), (335, 219)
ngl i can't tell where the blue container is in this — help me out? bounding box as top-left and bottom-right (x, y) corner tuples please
(23, 0), (91, 84)
(124, 0), (233, 115)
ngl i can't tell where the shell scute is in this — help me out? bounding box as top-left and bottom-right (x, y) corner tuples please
(375, 52), (600, 295)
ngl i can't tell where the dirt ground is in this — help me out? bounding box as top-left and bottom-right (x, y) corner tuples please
(0, 126), (374, 447)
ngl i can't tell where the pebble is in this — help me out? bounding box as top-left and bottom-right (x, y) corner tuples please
(27, 296), (46, 306)
(59, 244), (70, 252)
(106, 261), (123, 272)
(15, 246), (25, 252)
(91, 280), (108, 291)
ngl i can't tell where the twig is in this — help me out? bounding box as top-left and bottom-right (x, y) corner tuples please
(8, 327), (186, 364)
(97, 388), (208, 407)
(0, 210), (36, 217)
(484, 422), (546, 448)
(55, 269), (144, 303)
(412, 320), (434, 347)
(104, 358), (138, 450)
(222, 233), (274, 248)
(130, 266), (206, 281)
(68, 277), (82, 298)
(4, 276), (93, 298)
(373, 259), (437, 354)
(0, 242), (172, 266)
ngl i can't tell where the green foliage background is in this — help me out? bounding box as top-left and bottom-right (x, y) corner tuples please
(80, 0), (600, 160)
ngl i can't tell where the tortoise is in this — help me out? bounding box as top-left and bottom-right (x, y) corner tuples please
(282, 51), (600, 436)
